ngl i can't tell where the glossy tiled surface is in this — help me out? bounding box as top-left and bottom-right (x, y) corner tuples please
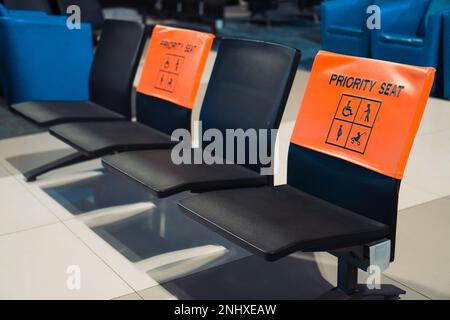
(386, 198), (450, 300)
(137, 253), (430, 300)
(0, 223), (134, 300)
(0, 66), (449, 299)
(113, 293), (143, 300)
(0, 176), (58, 236)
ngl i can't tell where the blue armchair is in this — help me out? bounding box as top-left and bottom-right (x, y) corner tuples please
(372, 0), (450, 94)
(443, 12), (450, 98)
(0, 5), (47, 97)
(321, 0), (373, 57)
(0, 5), (94, 104)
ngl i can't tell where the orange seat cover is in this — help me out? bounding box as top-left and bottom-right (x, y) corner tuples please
(137, 25), (215, 110)
(291, 51), (435, 179)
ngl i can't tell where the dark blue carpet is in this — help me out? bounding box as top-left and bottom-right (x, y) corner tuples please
(0, 98), (44, 140)
(217, 21), (321, 70)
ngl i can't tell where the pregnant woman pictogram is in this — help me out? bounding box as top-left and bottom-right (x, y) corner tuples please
(336, 124), (343, 141)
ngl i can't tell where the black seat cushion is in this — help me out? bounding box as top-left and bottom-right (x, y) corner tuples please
(49, 122), (174, 156)
(102, 149), (268, 198)
(178, 186), (390, 261)
(199, 39), (300, 173)
(11, 101), (125, 126)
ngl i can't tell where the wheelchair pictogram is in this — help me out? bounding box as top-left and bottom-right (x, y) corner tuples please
(342, 100), (354, 117)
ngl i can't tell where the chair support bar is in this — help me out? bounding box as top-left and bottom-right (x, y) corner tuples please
(23, 151), (90, 182)
(337, 254), (359, 295)
(323, 250), (406, 300)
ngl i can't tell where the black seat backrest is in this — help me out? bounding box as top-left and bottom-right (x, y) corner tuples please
(143, 0), (159, 15)
(199, 38), (300, 173)
(136, 94), (194, 136)
(248, 0), (278, 14)
(162, 0), (179, 15)
(3, 0), (52, 13)
(56, 0), (104, 30)
(181, 0), (199, 17)
(286, 50), (435, 260)
(298, 0), (322, 10)
(89, 19), (147, 119)
(287, 144), (401, 258)
(203, 0), (226, 19)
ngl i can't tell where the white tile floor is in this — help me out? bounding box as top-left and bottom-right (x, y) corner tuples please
(386, 198), (450, 300)
(0, 175), (58, 236)
(0, 223), (133, 300)
(0, 69), (449, 300)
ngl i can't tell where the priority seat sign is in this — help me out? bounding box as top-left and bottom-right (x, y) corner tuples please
(291, 51), (435, 179)
(136, 25), (215, 110)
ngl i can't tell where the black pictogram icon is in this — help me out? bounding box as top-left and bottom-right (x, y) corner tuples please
(342, 100), (354, 117)
(362, 103), (371, 122)
(336, 124), (343, 141)
(326, 94), (382, 154)
(351, 132), (367, 146)
(155, 54), (184, 93)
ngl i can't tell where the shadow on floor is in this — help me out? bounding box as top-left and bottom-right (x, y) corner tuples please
(42, 170), (157, 215)
(90, 192), (250, 283)
(92, 196), (248, 263)
(160, 254), (334, 300)
(6, 149), (75, 174)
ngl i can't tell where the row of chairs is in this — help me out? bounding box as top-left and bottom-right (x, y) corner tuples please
(10, 19), (435, 299)
(0, 0), (228, 29)
(1, 0), (105, 31)
(145, 0), (227, 21)
(321, 0), (450, 97)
